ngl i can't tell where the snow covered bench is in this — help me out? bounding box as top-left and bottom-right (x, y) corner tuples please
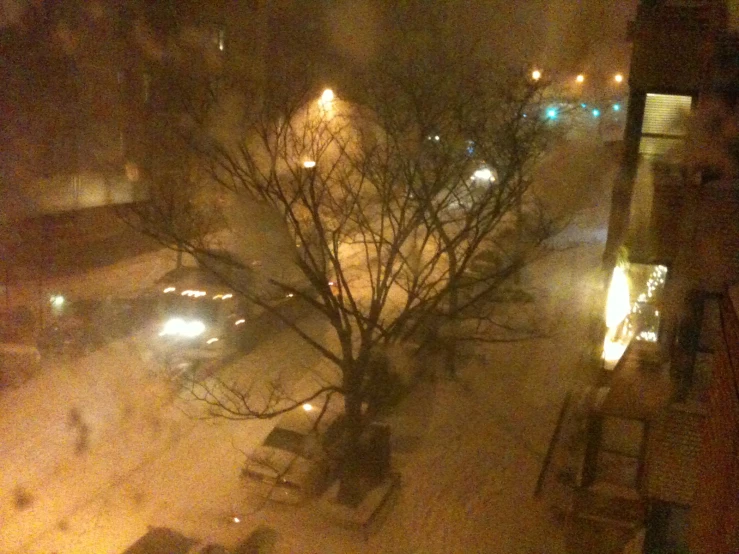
(319, 472), (401, 541)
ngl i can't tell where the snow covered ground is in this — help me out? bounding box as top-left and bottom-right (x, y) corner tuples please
(0, 312), (334, 554)
(0, 140), (619, 553)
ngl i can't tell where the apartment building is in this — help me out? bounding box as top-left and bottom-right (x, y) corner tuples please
(578, 1), (739, 552)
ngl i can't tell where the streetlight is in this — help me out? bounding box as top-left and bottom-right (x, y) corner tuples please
(318, 88), (335, 110)
(576, 74), (585, 83)
(303, 160), (316, 169)
(614, 73), (624, 84)
(531, 69), (542, 81)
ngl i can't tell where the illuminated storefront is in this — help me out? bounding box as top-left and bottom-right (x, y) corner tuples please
(603, 262), (669, 369)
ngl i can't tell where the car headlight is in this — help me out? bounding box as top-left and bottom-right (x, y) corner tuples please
(159, 317), (206, 338)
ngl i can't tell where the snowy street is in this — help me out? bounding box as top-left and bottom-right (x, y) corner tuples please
(1, 140), (619, 553)
(1, 308), (334, 553)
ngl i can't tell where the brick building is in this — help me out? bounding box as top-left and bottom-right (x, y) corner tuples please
(578, 1), (739, 552)
(688, 286), (739, 553)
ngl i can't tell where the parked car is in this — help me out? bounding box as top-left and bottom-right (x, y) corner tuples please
(241, 393), (344, 504)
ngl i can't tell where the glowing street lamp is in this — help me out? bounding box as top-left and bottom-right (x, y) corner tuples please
(318, 88), (335, 110)
(303, 160), (317, 169)
(614, 73), (624, 84)
(575, 74), (585, 83)
(531, 69), (542, 81)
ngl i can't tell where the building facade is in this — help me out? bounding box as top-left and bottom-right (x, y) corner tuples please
(582, 1), (739, 552)
(0, 1), (275, 221)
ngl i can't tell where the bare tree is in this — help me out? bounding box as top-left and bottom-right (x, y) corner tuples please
(125, 18), (562, 505)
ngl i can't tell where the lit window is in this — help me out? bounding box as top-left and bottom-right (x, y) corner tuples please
(603, 263), (669, 367)
(627, 263), (668, 342)
(639, 93), (692, 156)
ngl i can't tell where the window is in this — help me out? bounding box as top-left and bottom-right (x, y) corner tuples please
(638, 93), (693, 156)
(603, 263), (669, 367)
(626, 263), (669, 343)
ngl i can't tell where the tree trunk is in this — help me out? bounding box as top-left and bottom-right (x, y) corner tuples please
(444, 287), (459, 377)
(444, 253), (459, 377)
(514, 188), (523, 286)
(337, 390), (364, 506)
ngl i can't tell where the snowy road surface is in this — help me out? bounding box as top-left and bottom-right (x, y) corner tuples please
(1, 139), (618, 553)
